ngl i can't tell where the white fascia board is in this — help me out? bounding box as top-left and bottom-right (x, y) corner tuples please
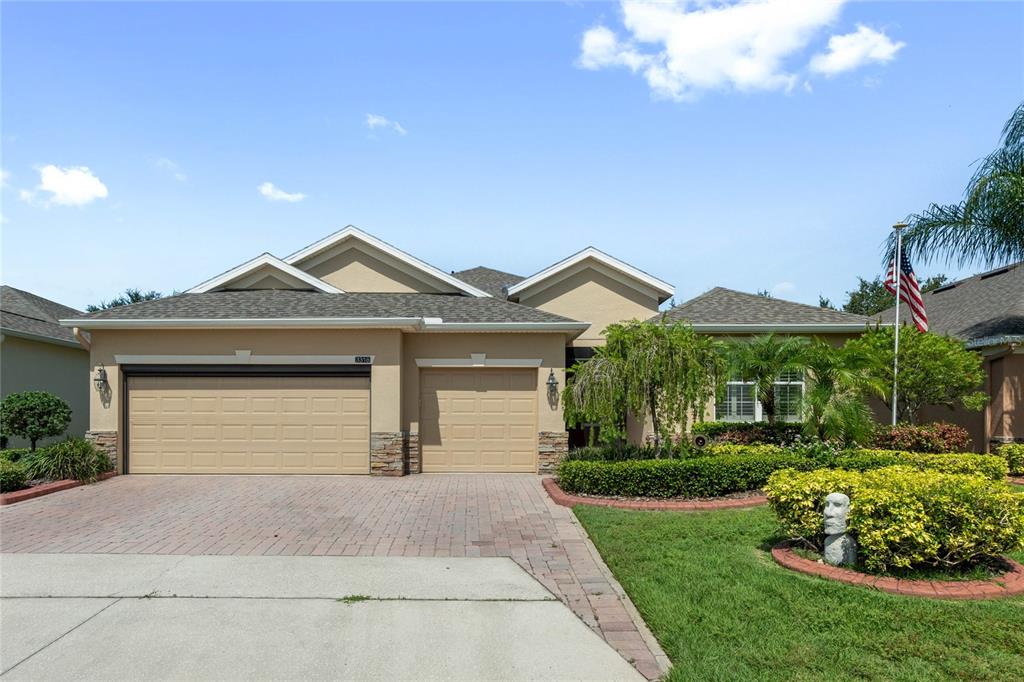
(689, 323), (875, 333)
(186, 253), (344, 294)
(506, 247), (674, 302)
(283, 225), (491, 298)
(59, 317), (423, 330)
(415, 357), (543, 368)
(419, 321), (591, 333)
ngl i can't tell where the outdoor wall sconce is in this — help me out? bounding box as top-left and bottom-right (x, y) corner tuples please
(546, 369), (559, 399)
(94, 365), (109, 391)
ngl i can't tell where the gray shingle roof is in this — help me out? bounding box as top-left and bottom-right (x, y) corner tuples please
(1, 286), (82, 345)
(657, 287), (872, 327)
(877, 262), (1024, 346)
(453, 267), (524, 299)
(69, 290), (580, 324)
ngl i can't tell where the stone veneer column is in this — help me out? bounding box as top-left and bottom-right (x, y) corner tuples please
(370, 432), (406, 476)
(537, 431), (569, 475)
(404, 432), (421, 474)
(85, 431), (118, 469)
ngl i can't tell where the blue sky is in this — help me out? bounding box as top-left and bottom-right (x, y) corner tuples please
(2, 1), (1022, 311)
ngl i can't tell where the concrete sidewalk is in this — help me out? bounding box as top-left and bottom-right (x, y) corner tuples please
(0, 554), (644, 681)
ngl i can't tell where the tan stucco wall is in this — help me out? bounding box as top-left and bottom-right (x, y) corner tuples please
(401, 333), (567, 436)
(298, 245), (449, 293)
(517, 268), (660, 346)
(0, 334), (89, 447)
(86, 329), (403, 470)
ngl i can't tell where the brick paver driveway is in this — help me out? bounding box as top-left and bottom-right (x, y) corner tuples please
(0, 474), (667, 679)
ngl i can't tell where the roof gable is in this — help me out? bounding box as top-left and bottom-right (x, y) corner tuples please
(661, 287), (872, 330)
(285, 226), (489, 297)
(506, 247), (674, 304)
(1, 285), (82, 345)
(453, 266), (524, 299)
(185, 253), (344, 294)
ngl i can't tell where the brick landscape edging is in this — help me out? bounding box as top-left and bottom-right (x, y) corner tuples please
(543, 477), (767, 511)
(1009, 476), (1024, 486)
(771, 543), (1024, 600)
(0, 472), (117, 506)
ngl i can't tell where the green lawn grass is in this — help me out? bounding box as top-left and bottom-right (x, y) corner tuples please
(575, 505), (1024, 682)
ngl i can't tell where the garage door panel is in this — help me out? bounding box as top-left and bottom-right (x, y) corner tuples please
(128, 375), (369, 474)
(420, 369), (537, 473)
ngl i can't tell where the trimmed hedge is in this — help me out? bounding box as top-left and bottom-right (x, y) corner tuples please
(871, 422), (971, 453)
(0, 459), (28, 493)
(691, 421), (802, 446)
(998, 444), (1024, 476)
(0, 448), (31, 463)
(566, 444), (679, 462)
(558, 454), (813, 498)
(701, 443), (786, 457)
(830, 449), (1007, 482)
(766, 466), (1024, 571)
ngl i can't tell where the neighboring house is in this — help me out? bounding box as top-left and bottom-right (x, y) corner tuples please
(1, 286), (90, 448)
(61, 227), (673, 476)
(655, 287), (873, 424)
(878, 262), (1023, 451)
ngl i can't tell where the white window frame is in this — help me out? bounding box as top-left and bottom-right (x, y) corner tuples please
(715, 372), (805, 423)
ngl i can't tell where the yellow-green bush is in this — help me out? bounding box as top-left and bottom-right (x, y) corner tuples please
(834, 449), (1007, 481)
(701, 443), (786, 457)
(998, 444), (1024, 475)
(766, 466), (1024, 571)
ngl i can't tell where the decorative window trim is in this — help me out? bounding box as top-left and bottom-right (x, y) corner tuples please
(415, 353), (542, 368)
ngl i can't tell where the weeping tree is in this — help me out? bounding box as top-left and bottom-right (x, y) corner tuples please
(887, 101), (1024, 268)
(724, 334), (809, 425)
(563, 320), (723, 455)
(801, 339), (878, 445)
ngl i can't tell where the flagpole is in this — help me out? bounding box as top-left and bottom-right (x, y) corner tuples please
(891, 222), (907, 426)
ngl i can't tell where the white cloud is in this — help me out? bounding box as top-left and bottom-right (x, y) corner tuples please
(365, 113), (407, 136)
(579, 0), (845, 100)
(258, 181), (306, 203)
(21, 165), (109, 206)
(1, 169), (10, 187)
(809, 24), (905, 76)
(772, 281), (797, 298)
(154, 157), (187, 182)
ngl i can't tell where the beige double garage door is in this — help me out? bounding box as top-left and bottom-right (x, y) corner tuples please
(127, 369), (537, 474)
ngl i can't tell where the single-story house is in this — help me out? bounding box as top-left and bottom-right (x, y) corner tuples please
(879, 261), (1023, 451)
(62, 227), (677, 476)
(1, 285), (90, 448)
(60, 227), (877, 476)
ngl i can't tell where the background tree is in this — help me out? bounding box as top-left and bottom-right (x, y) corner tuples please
(887, 101), (1024, 268)
(801, 340), (877, 445)
(563, 320), (723, 454)
(0, 391), (72, 450)
(87, 288), (163, 312)
(818, 295), (835, 310)
(842, 275), (948, 316)
(842, 325), (987, 423)
(724, 334), (809, 424)
(756, 289), (773, 298)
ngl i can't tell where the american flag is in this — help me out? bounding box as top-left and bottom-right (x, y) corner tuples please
(885, 252), (928, 332)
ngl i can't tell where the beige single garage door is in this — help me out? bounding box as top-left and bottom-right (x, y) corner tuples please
(420, 369), (537, 473)
(128, 375), (370, 474)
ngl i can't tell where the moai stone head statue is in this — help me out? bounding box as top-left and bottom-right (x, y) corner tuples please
(823, 492), (850, 536)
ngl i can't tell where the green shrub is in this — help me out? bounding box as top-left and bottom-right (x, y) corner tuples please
(691, 421), (802, 446)
(0, 459), (28, 493)
(0, 391), (72, 450)
(558, 453), (813, 498)
(831, 449), (1007, 481)
(0, 448), (31, 463)
(871, 422), (971, 453)
(24, 437), (106, 482)
(766, 466), (1024, 571)
(998, 444), (1024, 476)
(702, 443), (786, 457)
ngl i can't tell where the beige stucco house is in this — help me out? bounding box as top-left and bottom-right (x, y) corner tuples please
(1, 286), (90, 448)
(62, 227), (677, 476)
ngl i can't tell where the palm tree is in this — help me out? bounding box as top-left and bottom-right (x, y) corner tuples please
(724, 334), (809, 424)
(887, 102), (1024, 268)
(801, 340), (878, 445)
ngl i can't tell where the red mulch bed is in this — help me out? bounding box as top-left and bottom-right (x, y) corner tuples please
(543, 477), (767, 511)
(0, 472), (117, 506)
(1009, 476), (1024, 486)
(771, 542), (1024, 600)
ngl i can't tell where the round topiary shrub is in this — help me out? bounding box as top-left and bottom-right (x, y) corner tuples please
(0, 459), (28, 493)
(0, 391), (72, 450)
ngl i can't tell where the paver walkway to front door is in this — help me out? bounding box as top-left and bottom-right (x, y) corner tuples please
(0, 474), (668, 679)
